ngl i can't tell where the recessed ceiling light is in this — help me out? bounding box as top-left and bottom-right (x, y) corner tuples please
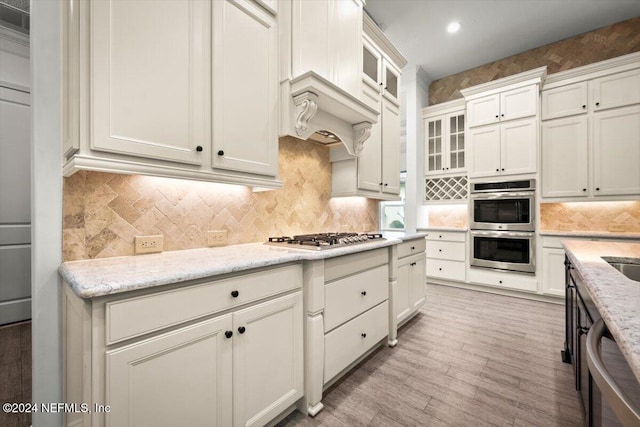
(447, 21), (461, 34)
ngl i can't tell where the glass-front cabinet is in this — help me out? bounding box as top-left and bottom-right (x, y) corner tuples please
(424, 107), (466, 176)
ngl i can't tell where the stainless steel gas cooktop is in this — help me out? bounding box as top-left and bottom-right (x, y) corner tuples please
(265, 232), (384, 250)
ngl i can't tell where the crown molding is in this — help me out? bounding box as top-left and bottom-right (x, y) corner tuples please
(460, 66), (547, 99)
(363, 12), (407, 68)
(422, 98), (465, 118)
(543, 52), (640, 89)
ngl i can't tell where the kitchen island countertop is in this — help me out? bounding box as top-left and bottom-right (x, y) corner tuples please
(59, 239), (401, 299)
(542, 230), (640, 240)
(562, 240), (640, 382)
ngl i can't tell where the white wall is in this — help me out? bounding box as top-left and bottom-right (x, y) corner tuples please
(31, 0), (63, 425)
(401, 66), (430, 233)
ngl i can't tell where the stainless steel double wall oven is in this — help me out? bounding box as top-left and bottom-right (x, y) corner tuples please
(470, 179), (536, 273)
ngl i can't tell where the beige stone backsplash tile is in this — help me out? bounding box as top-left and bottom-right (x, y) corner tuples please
(540, 201), (640, 232)
(62, 137), (378, 261)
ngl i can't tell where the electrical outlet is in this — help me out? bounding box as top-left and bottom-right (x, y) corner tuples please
(208, 230), (228, 247)
(608, 223), (626, 232)
(134, 235), (164, 254)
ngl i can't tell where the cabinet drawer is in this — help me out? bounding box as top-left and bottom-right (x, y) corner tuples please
(397, 238), (426, 259)
(324, 248), (387, 282)
(324, 301), (388, 383)
(426, 241), (465, 261)
(468, 268), (537, 293)
(426, 259), (466, 282)
(324, 264), (388, 332)
(425, 231), (466, 242)
(105, 264), (302, 345)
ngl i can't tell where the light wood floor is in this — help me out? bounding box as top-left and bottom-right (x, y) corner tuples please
(278, 284), (582, 427)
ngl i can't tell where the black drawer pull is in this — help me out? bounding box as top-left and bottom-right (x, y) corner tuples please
(361, 333), (367, 338)
(231, 290), (239, 298)
(238, 326), (246, 334)
(196, 145), (203, 152)
(225, 330), (233, 339)
(217, 150), (224, 156)
(361, 291), (367, 296)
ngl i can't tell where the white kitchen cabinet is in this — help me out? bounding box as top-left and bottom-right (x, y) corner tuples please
(425, 231), (467, 283)
(541, 248), (566, 297)
(380, 99), (401, 194)
(541, 55), (640, 200)
(541, 116), (589, 198)
(63, 264), (303, 427)
(423, 103), (466, 176)
(106, 316), (233, 427)
(467, 85), (538, 128)
(468, 268), (537, 293)
(63, 0), (281, 188)
(395, 238), (426, 325)
(468, 118), (537, 178)
(212, 0), (278, 176)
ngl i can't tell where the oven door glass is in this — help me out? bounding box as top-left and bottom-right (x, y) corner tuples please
(471, 232), (535, 273)
(471, 195), (533, 231)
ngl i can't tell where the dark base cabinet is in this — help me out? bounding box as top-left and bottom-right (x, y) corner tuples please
(563, 256), (640, 427)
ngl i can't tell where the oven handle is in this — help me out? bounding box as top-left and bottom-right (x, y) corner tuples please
(587, 319), (640, 426)
(470, 230), (535, 238)
(470, 191), (535, 199)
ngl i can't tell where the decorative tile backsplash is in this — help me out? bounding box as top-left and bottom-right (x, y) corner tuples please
(427, 205), (468, 229)
(429, 17), (640, 105)
(62, 137), (379, 261)
(540, 201), (640, 233)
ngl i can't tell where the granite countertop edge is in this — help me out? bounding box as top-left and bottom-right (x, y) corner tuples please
(59, 239), (402, 299)
(417, 227), (468, 232)
(562, 240), (640, 382)
(381, 231), (428, 241)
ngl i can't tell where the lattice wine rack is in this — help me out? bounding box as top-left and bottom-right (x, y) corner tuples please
(425, 175), (468, 201)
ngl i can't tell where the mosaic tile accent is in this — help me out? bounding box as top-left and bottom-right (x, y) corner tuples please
(429, 17), (640, 105)
(427, 204), (468, 228)
(540, 201), (640, 233)
(62, 137), (379, 261)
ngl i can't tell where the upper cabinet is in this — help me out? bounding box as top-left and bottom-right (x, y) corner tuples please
(329, 13), (406, 200)
(541, 53), (640, 200)
(63, 0), (281, 188)
(423, 99), (466, 176)
(461, 67), (546, 180)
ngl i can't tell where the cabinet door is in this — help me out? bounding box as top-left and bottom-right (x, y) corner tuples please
(381, 99), (401, 194)
(91, 0), (207, 165)
(212, 0), (278, 176)
(593, 69), (640, 112)
(541, 116), (588, 198)
(592, 105), (640, 196)
(332, 0), (362, 97)
(542, 248), (566, 297)
(357, 120), (382, 192)
(500, 118), (537, 176)
(106, 316), (233, 427)
(410, 258), (426, 311)
(467, 94), (500, 127)
(382, 59), (400, 104)
(447, 112), (466, 172)
(362, 37), (381, 86)
(541, 82), (588, 120)
(424, 116), (444, 175)
(500, 85), (538, 122)
(233, 292), (303, 427)
(395, 262), (412, 324)
(468, 126), (500, 178)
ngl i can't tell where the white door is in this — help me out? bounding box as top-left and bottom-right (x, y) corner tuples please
(212, 0), (278, 176)
(500, 85), (538, 122)
(91, 0), (208, 164)
(541, 82), (588, 120)
(592, 68), (640, 112)
(468, 125), (500, 178)
(446, 112), (466, 172)
(467, 94), (500, 127)
(106, 315), (233, 427)
(0, 86), (30, 325)
(233, 292), (303, 427)
(541, 116), (589, 198)
(542, 248), (566, 297)
(382, 60), (400, 104)
(592, 105), (640, 196)
(381, 99), (401, 194)
(410, 258), (426, 311)
(394, 262), (411, 324)
(500, 118), (537, 176)
(358, 119), (382, 192)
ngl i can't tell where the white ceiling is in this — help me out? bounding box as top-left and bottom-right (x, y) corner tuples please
(364, 0), (640, 81)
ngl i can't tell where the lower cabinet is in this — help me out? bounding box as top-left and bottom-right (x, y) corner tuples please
(541, 247), (566, 297)
(396, 251), (426, 325)
(63, 265), (304, 427)
(425, 231), (466, 283)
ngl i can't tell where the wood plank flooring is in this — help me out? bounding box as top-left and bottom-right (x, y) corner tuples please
(278, 284), (582, 427)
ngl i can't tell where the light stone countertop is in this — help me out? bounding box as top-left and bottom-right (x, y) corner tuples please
(417, 227), (468, 233)
(562, 240), (640, 382)
(59, 239), (401, 299)
(381, 231), (428, 241)
(541, 230), (640, 240)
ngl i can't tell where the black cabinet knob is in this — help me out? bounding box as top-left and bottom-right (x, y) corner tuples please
(231, 290), (239, 298)
(501, 114), (504, 117)
(439, 267), (442, 271)
(439, 235), (442, 238)
(238, 326), (246, 334)
(596, 187), (600, 191)
(595, 102), (600, 106)
(196, 145), (203, 152)
(410, 262), (417, 266)
(496, 168), (499, 172)
(217, 150), (225, 156)
(361, 333), (367, 338)
(361, 291), (367, 296)
(442, 168), (445, 171)
(411, 246), (415, 250)
(438, 249), (442, 252)
(495, 115), (499, 118)
(501, 168), (505, 171)
(379, 82), (383, 86)
(225, 330), (233, 339)
(384, 183), (388, 186)
(582, 188), (587, 192)
(379, 182), (383, 186)
(582, 105), (586, 109)
(499, 280), (503, 284)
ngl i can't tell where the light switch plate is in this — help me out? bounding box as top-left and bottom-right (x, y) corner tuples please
(134, 235), (164, 254)
(208, 230), (228, 247)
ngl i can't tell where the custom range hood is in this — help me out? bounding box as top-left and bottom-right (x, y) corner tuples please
(283, 71), (379, 156)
